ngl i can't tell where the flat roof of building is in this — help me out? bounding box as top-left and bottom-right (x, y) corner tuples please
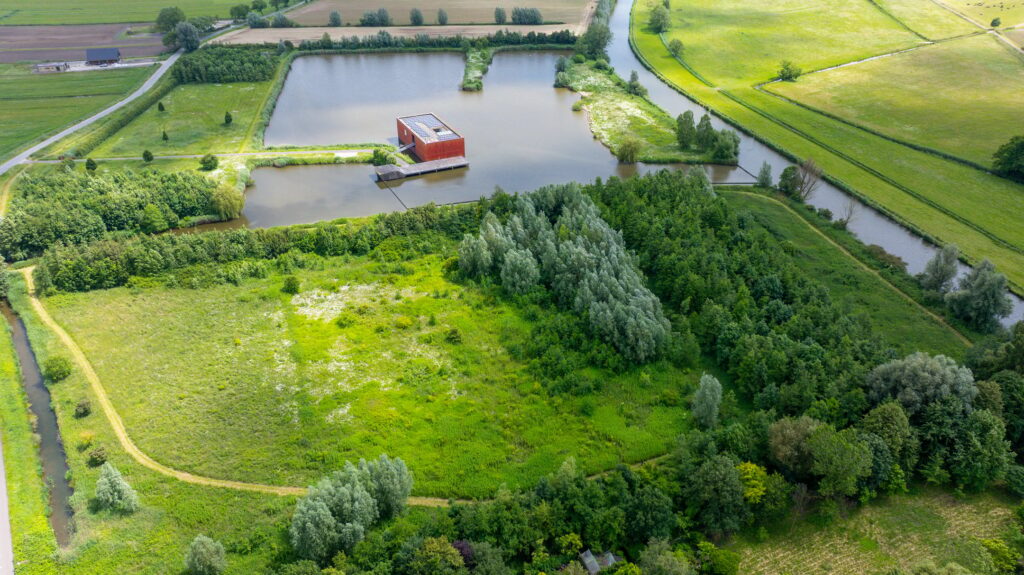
(86, 47), (121, 61)
(398, 113), (462, 143)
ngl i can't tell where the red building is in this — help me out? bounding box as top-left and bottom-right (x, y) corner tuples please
(396, 114), (465, 162)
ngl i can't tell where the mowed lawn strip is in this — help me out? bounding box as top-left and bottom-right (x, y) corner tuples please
(723, 191), (968, 357)
(0, 0), (242, 24)
(289, 0), (589, 26)
(733, 488), (1016, 574)
(631, 2), (1024, 290)
(769, 34), (1024, 167)
(0, 64), (152, 162)
(661, 0), (922, 87)
(45, 248), (695, 498)
(90, 81), (274, 157)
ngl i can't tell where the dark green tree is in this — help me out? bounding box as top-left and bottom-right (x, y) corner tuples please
(142, 150), (154, 162)
(162, 130), (169, 141)
(85, 158), (97, 172)
(495, 6), (507, 24)
(251, 0), (267, 12)
(945, 259), (1012, 332)
(199, 154), (219, 171)
(175, 21), (201, 52)
(808, 426), (872, 497)
(918, 244), (959, 294)
(695, 113), (715, 151)
(668, 38), (683, 57)
(155, 6), (186, 32)
(410, 8), (424, 25)
(777, 60), (802, 81)
(328, 10), (342, 26)
(648, 4), (671, 32)
(676, 110), (696, 149)
(224, 111), (232, 125)
(94, 463), (140, 512)
(409, 536), (466, 575)
(437, 9), (448, 25)
(756, 161), (772, 187)
(230, 4), (250, 20)
(686, 455), (750, 538)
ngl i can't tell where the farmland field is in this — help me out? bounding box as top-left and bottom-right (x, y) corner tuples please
(288, 0), (591, 26)
(944, 0), (1024, 25)
(874, 0), (978, 39)
(768, 34), (1024, 167)
(0, 23), (165, 63)
(0, 0), (242, 25)
(91, 81), (275, 157)
(43, 243), (697, 498)
(734, 488), (1018, 574)
(659, 0), (922, 86)
(0, 64), (152, 163)
(631, 0), (1024, 291)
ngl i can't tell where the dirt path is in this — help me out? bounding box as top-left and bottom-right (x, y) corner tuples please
(728, 192), (973, 347)
(0, 165), (25, 217)
(19, 267), (458, 505)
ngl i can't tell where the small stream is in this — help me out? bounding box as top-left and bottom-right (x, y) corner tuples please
(601, 0), (1024, 325)
(1, 303), (73, 547)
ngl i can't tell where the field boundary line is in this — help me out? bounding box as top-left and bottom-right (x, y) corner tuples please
(860, 0), (930, 40)
(727, 191), (972, 347)
(717, 88), (1024, 261)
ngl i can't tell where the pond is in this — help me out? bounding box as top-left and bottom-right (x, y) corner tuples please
(249, 50), (751, 226)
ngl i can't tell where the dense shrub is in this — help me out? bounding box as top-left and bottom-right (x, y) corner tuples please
(94, 463), (140, 513)
(359, 8), (392, 26)
(172, 46), (279, 84)
(0, 170), (234, 260)
(185, 535), (226, 575)
(42, 356), (73, 382)
(298, 28), (575, 50)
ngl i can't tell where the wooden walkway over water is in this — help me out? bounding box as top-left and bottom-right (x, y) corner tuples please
(375, 156), (468, 181)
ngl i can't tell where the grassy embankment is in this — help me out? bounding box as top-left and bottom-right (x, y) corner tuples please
(0, 312), (60, 575)
(723, 190), (971, 357)
(768, 33), (1024, 168)
(0, 0), (243, 24)
(39, 241), (698, 498)
(563, 59), (713, 163)
(0, 64), (152, 164)
(5, 274), (296, 575)
(733, 487), (1018, 574)
(630, 0), (1024, 292)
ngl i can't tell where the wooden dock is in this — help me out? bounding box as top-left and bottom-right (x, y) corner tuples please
(375, 156), (468, 181)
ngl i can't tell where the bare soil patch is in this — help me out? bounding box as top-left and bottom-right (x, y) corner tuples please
(0, 23), (164, 63)
(289, 0), (589, 26)
(216, 22), (579, 44)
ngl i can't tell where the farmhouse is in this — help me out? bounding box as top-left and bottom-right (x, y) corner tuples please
(33, 62), (70, 73)
(396, 113), (465, 162)
(85, 47), (121, 66)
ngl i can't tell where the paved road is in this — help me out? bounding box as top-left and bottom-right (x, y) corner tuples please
(0, 50), (182, 178)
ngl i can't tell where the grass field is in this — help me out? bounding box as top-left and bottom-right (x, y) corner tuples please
(734, 487), (1017, 574)
(944, 0), (1024, 25)
(874, 0), (978, 39)
(0, 0), (243, 25)
(565, 59), (714, 163)
(769, 34), (1024, 167)
(631, 1), (1024, 291)
(660, 0), (922, 86)
(289, 0), (590, 26)
(42, 244), (696, 498)
(5, 275), (296, 575)
(90, 81), (275, 158)
(723, 191), (969, 358)
(0, 64), (152, 163)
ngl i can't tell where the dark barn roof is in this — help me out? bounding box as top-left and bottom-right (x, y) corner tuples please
(86, 47), (121, 62)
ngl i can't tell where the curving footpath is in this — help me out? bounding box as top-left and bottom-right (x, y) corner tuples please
(18, 268), (454, 507)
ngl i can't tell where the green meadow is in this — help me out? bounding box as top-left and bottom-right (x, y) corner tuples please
(631, 0), (1024, 291)
(0, 64), (151, 163)
(873, 0), (978, 39)
(42, 242), (697, 498)
(660, 0), (921, 86)
(944, 0), (1024, 26)
(90, 81), (275, 158)
(770, 34), (1024, 167)
(0, 0), (243, 25)
(6, 275), (294, 575)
